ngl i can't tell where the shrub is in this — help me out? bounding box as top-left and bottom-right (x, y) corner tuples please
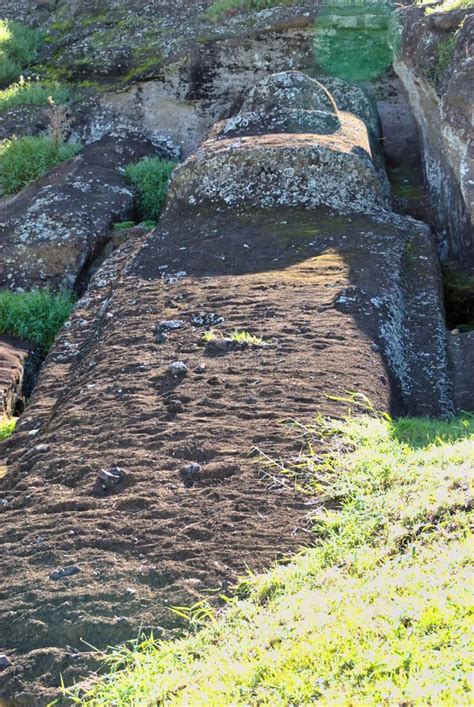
(0, 289), (75, 352)
(0, 135), (80, 195)
(0, 20), (41, 86)
(124, 157), (177, 221)
(0, 77), (70, 114)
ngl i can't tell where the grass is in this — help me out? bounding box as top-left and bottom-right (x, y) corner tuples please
(201, 329), (267, 347)
(0, 20), (41, 87)
(0, 77), (70, 114)
(68, 406), (474, 705)
(230, 329), (266, 346)
(124, 157), (177, 222)
(207, 0), (296, 20)
(0, 136), (80, 195)
(0, 289), (75, 352)
(0, 417), (16, 441)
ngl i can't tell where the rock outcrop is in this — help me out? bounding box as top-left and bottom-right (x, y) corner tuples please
(0, 132), (171, 291)
(394, 4), (473, 265)
(0, 68), (456, 701)
(0, 336), (35, 418)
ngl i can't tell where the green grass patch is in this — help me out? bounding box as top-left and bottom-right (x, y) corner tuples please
(0, 135), (80, 195)
(0, 416), (16, 441)
(70, 407), (474, 705)
(207, 0), (296, 20)
(0, 77), (70, 114)
(124, 157), (177, 222)
(0, 289), (75, 352)
(0, 19), (41, 86)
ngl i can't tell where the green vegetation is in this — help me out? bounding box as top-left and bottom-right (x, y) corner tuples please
(0, 417), (16, 441)
(207, 0), (296, 20)
(0, 77), (70, 114)
(201, 329), (266, 347)
(0, 136), (80, 195)
(0, 289), (75, 351)
(70, 407), (474, 705)
(230, 329), (266, 346)
(112, 220), (157, 231)
(124, 157), (177, 221)
(433, 34), (457, 82)
(0, 19), (41, 86)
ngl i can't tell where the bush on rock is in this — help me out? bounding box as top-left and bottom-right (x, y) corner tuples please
(0, 135), (80, 195)
(124, 156), (177, 221)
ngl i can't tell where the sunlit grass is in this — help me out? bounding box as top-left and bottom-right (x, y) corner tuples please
(0, 417), (16, 441)
(70, 410), (473, 705)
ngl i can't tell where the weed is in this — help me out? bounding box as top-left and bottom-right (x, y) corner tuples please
(230, 329), (266, 346)
(201, 329), (267, 347)
(0, 20), (41, 86)
(0, 416), (16, 441)
(200, 330), (217, 344)
(112, 221), (136, 230)
(434, 34), (457, 80)
(124, 157), (177, 221)
(0, 289), (75, 352)
(72, 410), (474, 705)
(47, 95), (73, 145)
(0, 136), (80, 195)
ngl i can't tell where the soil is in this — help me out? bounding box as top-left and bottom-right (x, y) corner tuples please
(0, 206), (398, 704)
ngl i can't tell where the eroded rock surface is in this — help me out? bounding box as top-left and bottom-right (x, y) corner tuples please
(0, 65), (457, 703)
(0, 336), (34, 418)
(395, 4), (473, 264)
(0, 132), (171, 291)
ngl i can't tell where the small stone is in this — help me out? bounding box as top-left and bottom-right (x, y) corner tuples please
(125, 587), (136, 596)
(371, 342), (380, 353)
(0, 655), (11, 670)
(98, 465), (124, 488)
(180, 463), (202, 485)
(207, 376), (221, 386)
(191, 313), (224, 327)
(49, 565), (81, 581)
(206, 338), (234, 353)
(0, 499), (9, 508)
(34, 444), (50, 453)
(157, 320), (185, 333)
(168, 361), (188, 377)
(194, 363), (207, 374)
(156, 332), (168, 344)
(165, 399), (184, 414)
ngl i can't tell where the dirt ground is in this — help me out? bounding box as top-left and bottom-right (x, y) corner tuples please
(0, 206), (400, 704)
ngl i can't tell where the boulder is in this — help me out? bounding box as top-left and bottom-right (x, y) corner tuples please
(0, 336), (35, 418)
(241, 72), (380, 137)
(394, 6), (474, 264)
(0, 131), (170, 291)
